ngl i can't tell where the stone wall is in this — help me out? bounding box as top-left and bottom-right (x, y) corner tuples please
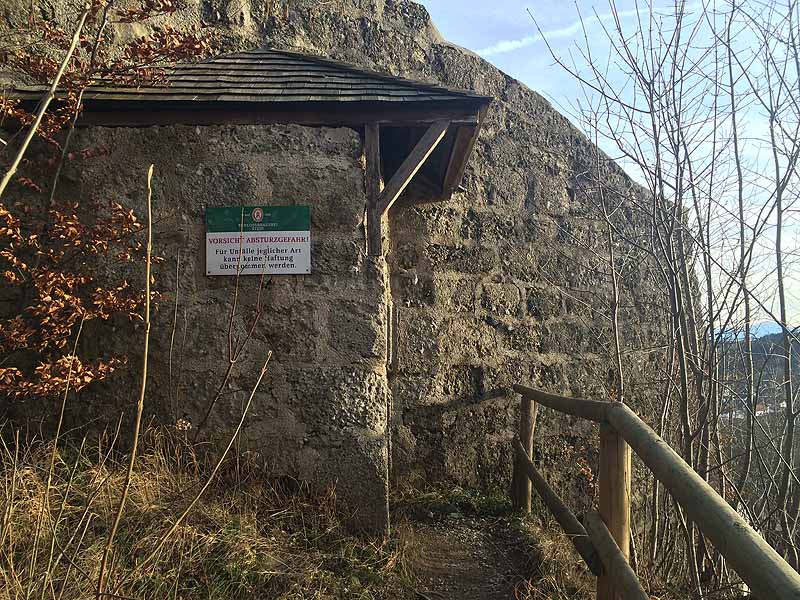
(384, 69), (662, 490)
(2, 0), (668, 506)
(168, 0), (665, 491)
(62, 123), (390, 530)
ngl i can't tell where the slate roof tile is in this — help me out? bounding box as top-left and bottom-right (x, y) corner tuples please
(12, 47), (491, 106)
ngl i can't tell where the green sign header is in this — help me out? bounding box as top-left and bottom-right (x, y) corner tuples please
(206, 206), (310, 233)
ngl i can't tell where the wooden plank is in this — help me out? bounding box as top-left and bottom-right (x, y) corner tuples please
(441, 106), (488, 199)
(69, 105), (479, 128)
(79, 88), (470, 103)
(364, 123), (383, 256)
(511, 396), (537, 513)
(606, 402), (800, 600)
(166, 71), (422, 81)
(173, 64), (345, 73)
(82, 87), (431, 99)
(584, 511), (648, 600)
(376, 119), (449, 215)
(441, 124), (476, 196)
(597, 423), (631, 600)
(513, 439), (604, 577)
(512, 385), (611, 423)
(183, 79), (420, 90)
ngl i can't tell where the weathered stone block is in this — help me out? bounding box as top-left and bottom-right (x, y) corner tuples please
(526, 285), (565, 320)
(440, 316), (503, 363)
(505, 321), (542, 353)
(481, 282), (521, 316)
(414, 204), (463, 242)
(390, 240), (423, 271)
(393, 365), (483, 408)
(432, 276), (477, 313)
(563, 289), (604, 319)
(252, 299), (320, 362)
(425, 243), (498, 273)
(310, 237), (362, 276)
(539, 318), (606, 354)
(497, 241), (540, 281)
(395, 309), (442, 373)
(393, 271), (435, 308)
(460, 208), (516, 243)
(326, 298), (386, 360)
(285, 366), (387, 434)
(398, 396), (517, 487)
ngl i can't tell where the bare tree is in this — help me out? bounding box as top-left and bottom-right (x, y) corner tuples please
(534, 0), (800, 594)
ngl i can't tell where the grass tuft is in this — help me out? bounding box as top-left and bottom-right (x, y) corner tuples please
(0, 425), (415, 600)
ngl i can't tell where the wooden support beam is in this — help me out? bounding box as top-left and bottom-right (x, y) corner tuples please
(46, 102), (482, 129)
(441, 125), (475, 197)
(441, 106), (487, 199)
(376, 119), (449, 215)
(511, 397), (537, 513)
(585, 511), (648, 600)
(364, 123), (383, 256)
(597, 422), (631, 600)
(512, 385), (611, 423)
(606, 402), (800, 600)
(513, 439), (604, 577)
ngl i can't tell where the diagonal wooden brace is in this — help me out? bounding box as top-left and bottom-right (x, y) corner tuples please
(376, 119), (450, 216)
(364, 119), (450, 255)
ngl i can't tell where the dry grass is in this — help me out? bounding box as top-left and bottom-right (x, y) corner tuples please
(0, 425), (415, 600)
(512, 516), (595, 600)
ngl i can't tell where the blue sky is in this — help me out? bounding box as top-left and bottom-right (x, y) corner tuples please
(419, 0), (800, 326)
(420, 0), (609, 114)
(419, 1), (650, 164)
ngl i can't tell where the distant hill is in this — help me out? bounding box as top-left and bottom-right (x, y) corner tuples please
(720, 326), (800, 419)
(751, 322), (788, 337)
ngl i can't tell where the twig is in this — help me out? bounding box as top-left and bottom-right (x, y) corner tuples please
(113, 351), (273, 592)
(25, 316), (85, 600)
(48, 1), (113, 206)
(0, 7), (91, 200)
(96, 164), (154, 598)
(168, 249), (180, 421)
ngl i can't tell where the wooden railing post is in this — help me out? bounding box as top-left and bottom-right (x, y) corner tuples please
(597, 422), (632, 600)
(511, 396), (537, 512)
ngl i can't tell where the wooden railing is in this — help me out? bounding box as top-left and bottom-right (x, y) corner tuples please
(509, 384), (800, 600)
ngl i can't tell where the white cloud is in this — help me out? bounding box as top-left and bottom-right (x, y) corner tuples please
(477, 4), (692, 57)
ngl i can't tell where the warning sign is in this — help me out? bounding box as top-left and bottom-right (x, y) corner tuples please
(205, 206), (311, 276)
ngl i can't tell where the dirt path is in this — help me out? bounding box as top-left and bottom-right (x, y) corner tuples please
(404, 514), (535, 600)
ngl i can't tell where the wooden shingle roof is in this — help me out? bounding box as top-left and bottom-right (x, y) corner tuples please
(9, 47), (491, 206)
(13, 47), (490, 106)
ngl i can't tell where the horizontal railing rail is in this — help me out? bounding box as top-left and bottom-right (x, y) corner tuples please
(510, 384), (800, 600)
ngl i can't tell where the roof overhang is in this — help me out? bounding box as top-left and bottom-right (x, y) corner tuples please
(10, 94), (489, 204)
(52, 97), (486, 127)
(8, 47), (492, 204)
